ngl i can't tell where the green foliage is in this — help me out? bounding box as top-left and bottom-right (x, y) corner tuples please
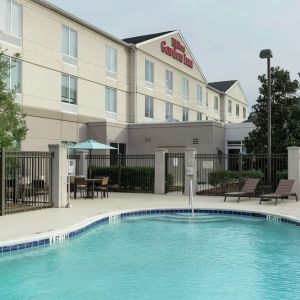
(0, 49), (27, 149)
(166, 174), (174, 191)
(208, 169), (263, 190)
(245, 66), (300, 153)
(277, 169), (288, 180)
(89, 166), (155, 192)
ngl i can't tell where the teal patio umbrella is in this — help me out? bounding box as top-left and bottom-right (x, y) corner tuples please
(69, 139), (117, 177)
(69, 139), (117, 155)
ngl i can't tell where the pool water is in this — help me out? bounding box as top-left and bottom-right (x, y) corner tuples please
(1, 214), (300, 300)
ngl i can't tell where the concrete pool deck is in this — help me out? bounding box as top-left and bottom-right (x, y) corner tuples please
(0, 193), (299, 244)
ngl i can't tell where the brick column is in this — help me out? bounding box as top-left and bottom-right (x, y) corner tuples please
(48, 144), (68, 208)
(288, 147), (300, 198)
(155, 148), (168, 194)
(184, 148), (197, 196)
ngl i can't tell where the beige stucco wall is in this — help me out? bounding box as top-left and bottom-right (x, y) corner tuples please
(127, 121), (225, 155)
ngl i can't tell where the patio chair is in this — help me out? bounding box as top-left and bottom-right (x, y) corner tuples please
(94, 177), (109, 199)
(74, 177), (87, 199)
(224, 178), (260, 203)
(259, 179), (298, 205)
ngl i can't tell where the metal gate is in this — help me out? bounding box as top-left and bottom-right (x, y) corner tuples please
(196, 153), (287, 195)
(1, 150), (53, 215)
(165, 153), (185, 194)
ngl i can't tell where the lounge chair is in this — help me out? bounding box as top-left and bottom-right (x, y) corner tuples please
(260, 179), (298, 205)
(94, 176), (109, 199)
(224, 178), (260, 203)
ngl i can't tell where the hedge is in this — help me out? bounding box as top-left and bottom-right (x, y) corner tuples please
(88, 166), (155, 191)
(207, 169), (263, 190)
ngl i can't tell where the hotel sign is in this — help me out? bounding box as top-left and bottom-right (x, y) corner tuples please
(161, 38), (193, 69)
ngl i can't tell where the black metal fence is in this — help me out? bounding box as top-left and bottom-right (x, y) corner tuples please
(86, 154), (155, 193)
(196, 153), (287, 195)
(0, 150), (53, 215)
(165, 153), (185, 194)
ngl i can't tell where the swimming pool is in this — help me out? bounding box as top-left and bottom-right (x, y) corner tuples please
(1, 213), (300, 300)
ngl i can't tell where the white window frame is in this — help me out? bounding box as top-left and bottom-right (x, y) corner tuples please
(165, 102), (173, 121)
(206, 92), (209, 107)
(105, 45), (117, 79)
(228, 99), (232, 114)
(197, 112), (202, 121)
(3, 56), (22, 94)
(214, 96), (219, 111)
(145, 95), (154, 118)
(105, 87), (117, 113)
(61, 74), (77, 105)
(236, 104), (240, 117)
(196, 85), (202, 106)
(183, 77), (189, 100)
(182, 107), (189, 121)
(62, 25), (78, 64)
(166, 70), (173, 95)
(0, 0), (22, 46)
(145, 59), (154, 88)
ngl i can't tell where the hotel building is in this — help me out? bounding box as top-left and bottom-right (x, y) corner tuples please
(0, 0), (249, 154)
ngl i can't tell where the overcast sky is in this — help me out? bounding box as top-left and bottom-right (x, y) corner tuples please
(49, 0), (300, 108)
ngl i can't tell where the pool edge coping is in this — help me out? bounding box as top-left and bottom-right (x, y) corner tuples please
(1, 207), (300, 254)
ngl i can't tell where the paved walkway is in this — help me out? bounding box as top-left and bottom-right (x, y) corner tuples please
(0, 193), (299, 243)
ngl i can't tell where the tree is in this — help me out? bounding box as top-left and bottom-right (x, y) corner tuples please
(0, 49), (27, 149)
(244, 66), (300, 153)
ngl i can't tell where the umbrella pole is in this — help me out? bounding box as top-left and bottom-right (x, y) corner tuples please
(89, 149), (92, 178)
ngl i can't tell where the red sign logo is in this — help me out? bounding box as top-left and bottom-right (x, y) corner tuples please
(161, 38), (193, 69)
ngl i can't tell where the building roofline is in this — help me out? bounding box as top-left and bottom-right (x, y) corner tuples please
(31, 0), (131, 48)
(206, 85), (224, 94)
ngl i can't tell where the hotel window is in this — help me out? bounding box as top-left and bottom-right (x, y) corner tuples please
(236, 104), (240, 117)
(197, 112), (202, 121)
(2, 56), (22, 93)
(182, 107), (189, 121)
(228, 100), (232, 114)
(183, 78), (189, 99)
(61, 74), (77, 104)
(145, 60), (154, 86)
(166, 102), (173, 121)
(196, 85), (202, 106)
(145, 95), (154, 118)
(105, 87), (117, 113)
(105, 46), (117, 78)
(206, 92), (209, 107)
(62, 25), (77, 62)
(243, 107), (246, 118)
(214, 96), (219, 110)
(0, 0), (22, 43)
(166, 70), (173, 93)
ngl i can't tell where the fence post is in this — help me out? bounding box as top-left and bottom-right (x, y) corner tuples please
(238, 152), (243, 190)
(184, 148), (197, 196)
(77, 150), (88, 177)
(288, 147), (300, 198)
(48, 144), (68, 208)
(155, 148), (168, 194)
(0, 149), (5, 216)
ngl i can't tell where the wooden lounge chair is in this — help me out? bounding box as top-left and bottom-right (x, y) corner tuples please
(224, 178), (260, 203)
(260, 179), (298, 205)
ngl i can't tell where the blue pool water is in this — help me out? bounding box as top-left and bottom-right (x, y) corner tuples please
(1, 214), (300, 300)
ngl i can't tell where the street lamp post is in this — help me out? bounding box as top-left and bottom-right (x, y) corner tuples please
(259, 49), (273, 186)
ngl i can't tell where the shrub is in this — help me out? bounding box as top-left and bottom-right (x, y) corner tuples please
(208, 169), (263, 192)
(88, 166), (155, 192)
(277, 169), (288, 180)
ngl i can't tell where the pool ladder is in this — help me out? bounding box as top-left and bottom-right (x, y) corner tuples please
(188, 179), (194, 217)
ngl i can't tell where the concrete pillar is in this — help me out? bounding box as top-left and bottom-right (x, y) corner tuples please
(184, 148), (197, 196)
(48, 144), (68, 208)
(155, 148), (168, 194)
(288, 147), (300, 198)
(77, 150), (88, 177)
